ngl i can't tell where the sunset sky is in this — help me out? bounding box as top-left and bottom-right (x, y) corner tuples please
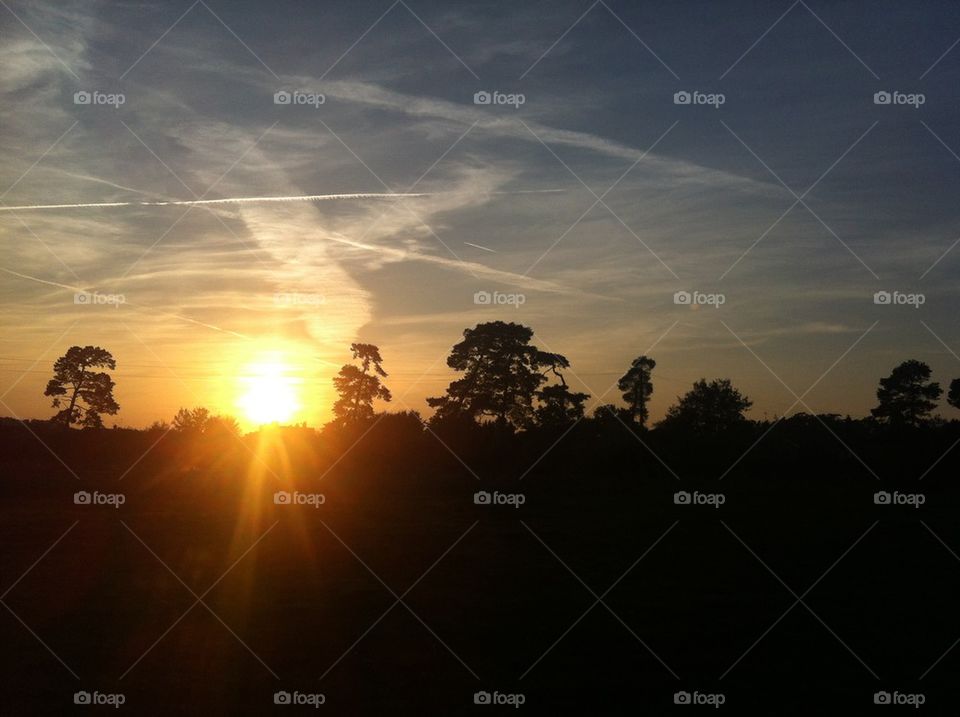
(2, 0), (960, 429)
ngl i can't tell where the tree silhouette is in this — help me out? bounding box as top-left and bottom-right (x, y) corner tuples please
(618, 355), (656, 427)
(173, 407), (211, 432)
(534, 350), (589, 427)
(658, 378), (752, 434)
(44, 346), (119, 428)
(172, 407), (239, 435)
(332, 343), (392, 424)
(870, 360), (942, 427)
(948, 378), (960, 410)
(427, 321), (569, 429)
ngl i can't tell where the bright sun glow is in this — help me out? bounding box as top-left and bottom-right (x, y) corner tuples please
(237, 358), (301, 425)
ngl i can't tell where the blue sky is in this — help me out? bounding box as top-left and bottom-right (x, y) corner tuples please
(2, 0), (960, 427)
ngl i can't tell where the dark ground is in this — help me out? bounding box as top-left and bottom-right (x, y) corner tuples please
(1, 416), (958, 715)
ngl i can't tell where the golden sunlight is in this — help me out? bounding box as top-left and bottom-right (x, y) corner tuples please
(237, 356), (301, 426)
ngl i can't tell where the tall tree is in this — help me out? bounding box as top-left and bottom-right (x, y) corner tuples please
(658, 378), (752, 434)
(332, 343), (392, 424)
(427, 321), (568, 429)
(871, 360), (942, 426)
(535, 353), (589, 428)
(618, 355), (656, 427)
(948, 378), (960, 410)
(44, 346), (119, 428)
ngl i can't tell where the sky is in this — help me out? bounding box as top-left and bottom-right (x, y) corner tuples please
(2, 0), (960, 429)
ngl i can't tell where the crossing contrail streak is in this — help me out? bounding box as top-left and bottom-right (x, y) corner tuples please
(0, 192), (428, 212)
(463, 242), (497, 253)
(0, 189), (564, 213)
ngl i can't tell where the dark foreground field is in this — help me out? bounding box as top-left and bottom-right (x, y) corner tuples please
(2, 417), (959, 715)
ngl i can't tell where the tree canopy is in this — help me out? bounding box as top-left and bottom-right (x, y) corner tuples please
(871, 360), (942, 426)
(44, 346), (119, 428)
(427, 321), (582, 429)
(618, 355), (656, 427)
(332, 343), (392, 424)
(657, 378), (752, 434)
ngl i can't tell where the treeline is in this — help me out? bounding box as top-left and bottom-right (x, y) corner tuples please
(25, 322), (960, 434)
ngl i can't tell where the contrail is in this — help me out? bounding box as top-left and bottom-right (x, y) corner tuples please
(463, 242), (497, 253)
(0, 188), (565, 213)
(0, 192), (429, 212)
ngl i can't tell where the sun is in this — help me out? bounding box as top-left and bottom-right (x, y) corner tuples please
(237, 357), (300, 425)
